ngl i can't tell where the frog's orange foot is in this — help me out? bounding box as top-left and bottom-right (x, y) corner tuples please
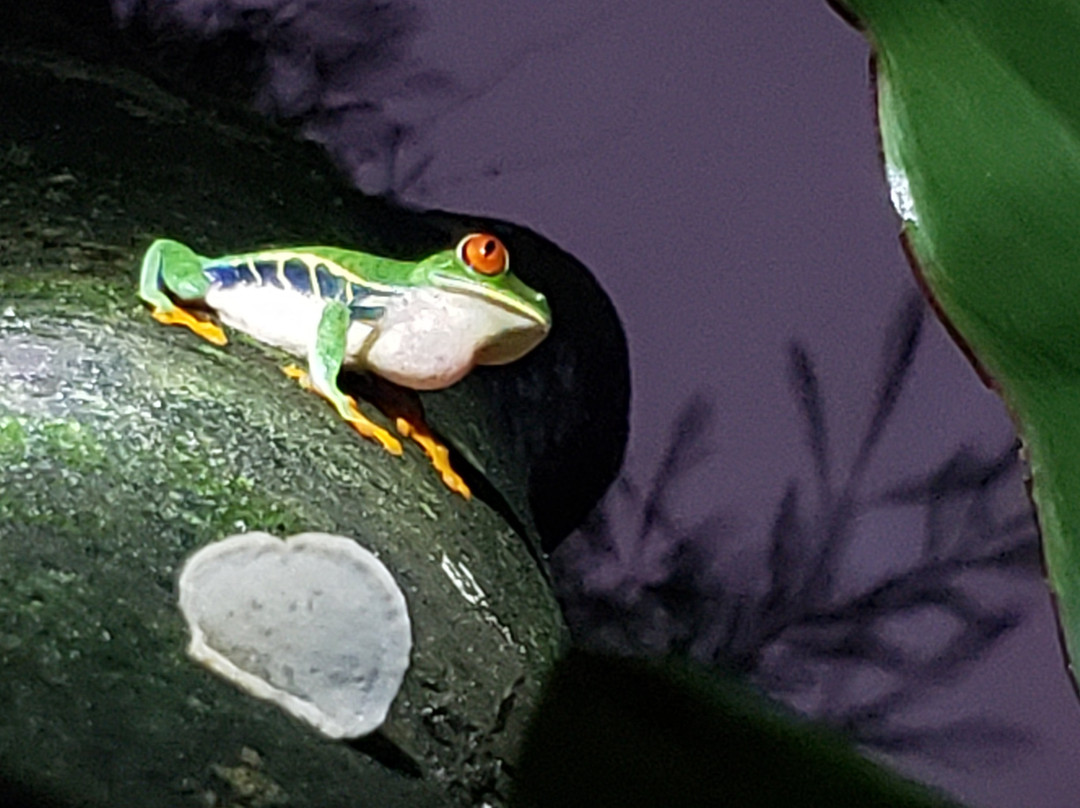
(396, 417), (471, 499)
(281, 363), (312, 388)
(345, 399), (403, 455)
(152, 306), (228, 346)
(282, 365), (403, 455)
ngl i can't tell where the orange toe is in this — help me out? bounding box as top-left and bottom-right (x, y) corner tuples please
(396, 417), (471, 499)
(281, 364), (312, 389)
(344, 398), (402, 455)
(152, 306), (227, 346)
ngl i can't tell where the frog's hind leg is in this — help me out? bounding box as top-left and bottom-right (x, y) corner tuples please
(139, 239), (227, 346)
(291, 301), (403, 455)
(352, 375), (471, 499)
(395, 416), (471, 499)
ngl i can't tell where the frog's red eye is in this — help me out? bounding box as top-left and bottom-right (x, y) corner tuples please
(459, 233), (508, 276)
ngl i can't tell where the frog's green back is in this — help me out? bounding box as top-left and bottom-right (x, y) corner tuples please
(279, 245), (425, 287)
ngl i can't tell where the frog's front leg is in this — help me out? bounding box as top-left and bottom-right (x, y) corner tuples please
(288, 301), (472, 498)
(285, 300), (404, 456)
(139, 239), (228, 346)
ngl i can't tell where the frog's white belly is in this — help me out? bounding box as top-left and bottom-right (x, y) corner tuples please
(202, 283), (545, 390)
(203, 285), (373, 359)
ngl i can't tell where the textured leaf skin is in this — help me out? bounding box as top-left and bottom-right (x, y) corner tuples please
(831, 0), (1080, 683)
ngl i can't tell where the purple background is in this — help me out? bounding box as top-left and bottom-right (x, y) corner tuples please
(116, 1), (1080, 804)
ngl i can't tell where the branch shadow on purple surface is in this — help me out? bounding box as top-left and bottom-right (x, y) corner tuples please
(552, 290), (1042, 769)
(111, 0), (454, 199)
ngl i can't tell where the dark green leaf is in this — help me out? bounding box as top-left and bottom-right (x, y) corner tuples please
(831, 0), (1080, 684)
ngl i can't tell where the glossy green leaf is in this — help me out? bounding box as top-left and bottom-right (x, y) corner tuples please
(831, 0), (1080, 683)
(515, 651), (962, 807)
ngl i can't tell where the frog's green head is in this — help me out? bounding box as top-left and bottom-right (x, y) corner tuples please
(411, 233), (552, 364)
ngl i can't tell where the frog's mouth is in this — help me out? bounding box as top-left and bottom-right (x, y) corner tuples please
(430, 273), (550, 327)
(474, 325), (549, 365)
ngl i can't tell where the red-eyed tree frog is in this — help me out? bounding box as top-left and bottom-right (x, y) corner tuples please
(138, 234), (551, 498)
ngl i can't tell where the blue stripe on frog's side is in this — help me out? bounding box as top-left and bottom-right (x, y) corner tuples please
(202, 254), (394, 322)
(283, 259), (314, 294)
(202, 263), (242, 288)
(316, 264), (346, 300)
(349, 302), (387, 320)
(254, 261), (284, 288)
(235, 262), (259, 285)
